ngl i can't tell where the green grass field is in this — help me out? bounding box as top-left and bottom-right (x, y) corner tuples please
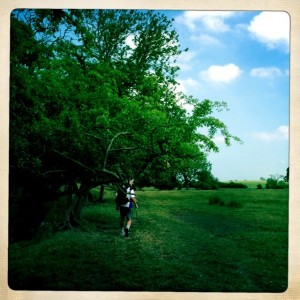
(8, 188), (288, 292)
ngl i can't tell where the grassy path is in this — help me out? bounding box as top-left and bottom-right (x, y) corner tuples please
(8, 189), (288, 292)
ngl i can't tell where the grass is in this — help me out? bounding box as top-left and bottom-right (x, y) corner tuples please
(8, 188), (288, 292)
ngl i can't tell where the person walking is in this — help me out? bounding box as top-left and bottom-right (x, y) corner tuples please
(116, 179), (138, 237)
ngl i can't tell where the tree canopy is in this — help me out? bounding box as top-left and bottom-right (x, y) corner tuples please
(10, 9), (241, 239)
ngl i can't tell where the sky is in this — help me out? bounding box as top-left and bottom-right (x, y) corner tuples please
(162, 10), (290, 181)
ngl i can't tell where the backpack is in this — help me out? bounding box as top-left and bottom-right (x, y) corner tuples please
(115, 185), (130, 206)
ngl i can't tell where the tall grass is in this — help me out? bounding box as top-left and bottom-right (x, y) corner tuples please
(8, 188), (288, 292)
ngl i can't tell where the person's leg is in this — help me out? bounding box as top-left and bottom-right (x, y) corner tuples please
(119, 208), (126, 236)
(120, 216), (125, 228)
(124, 209), (132, 237)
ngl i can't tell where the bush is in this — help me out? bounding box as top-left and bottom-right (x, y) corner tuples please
(227, 200), (242, 208)
(265, 175), (289, 189)
(189, 170), (220, 190)
(195, 181), (218, 190)
(208, 195), (222, 205)
(209, 196), (242, 208)
(219, 181), (247, 189)
(257, 184), (263, 189)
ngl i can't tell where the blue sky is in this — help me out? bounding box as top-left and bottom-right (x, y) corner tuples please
(162, 10), (289, 181)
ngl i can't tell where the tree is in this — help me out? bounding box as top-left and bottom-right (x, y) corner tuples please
(265, 174), (288, 189)
(284, 167), (289, 183)
(10, 9), (241, 240)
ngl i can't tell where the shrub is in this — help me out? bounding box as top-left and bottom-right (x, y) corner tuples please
(196, 182), (217, 190)
(208, 195), (222, 205)
(209, 196), (242, 208)
(257, 184), (263, 189)
(227, 200), (242, 208)
(219, 181), (247, 189)
(265, 175), (289, 189)
(190, 170), (220, 190)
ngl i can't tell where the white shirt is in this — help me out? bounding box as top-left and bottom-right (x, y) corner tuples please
(127, 187), (135, 199)
(120, 187), (135, 207)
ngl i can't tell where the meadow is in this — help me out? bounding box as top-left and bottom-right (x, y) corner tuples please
(8, 186), (288, 292)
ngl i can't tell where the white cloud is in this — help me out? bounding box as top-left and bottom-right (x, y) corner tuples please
(180, 77), (199, 89)
(252, 125), (289, 142)
(176, 11), (236, 32)
(175, 92), (195, 115)
(200, 63), (242, 83)
(125, 34), (137, 49)
(278, 126), (289, 139)
(213, 135), (225, 144)
(248, 12), (290, 51)
(191, 34), (221, 46)
(250, 67), (283, 78)
(178, 100), (195, 115)
(175, 81), (186, 94)
(176, 51), (197, 71)
(176, 78), (200, 94)
(161, 32), (179, 50)
(175, 78), (200, 113)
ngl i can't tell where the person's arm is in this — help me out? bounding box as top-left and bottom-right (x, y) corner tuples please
(130, 188), (138, 208)
(115, 192), (120, 210)
(131, 197), (138, 208)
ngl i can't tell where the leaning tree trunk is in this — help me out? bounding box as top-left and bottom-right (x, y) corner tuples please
(63, 180), (88, 229)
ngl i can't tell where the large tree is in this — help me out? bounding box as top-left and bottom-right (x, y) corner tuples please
(10, 9), (241, 240)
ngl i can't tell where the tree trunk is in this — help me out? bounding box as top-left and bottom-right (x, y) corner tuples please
(98, 185), (105, 203)
(183, 174), (190, 190)
(63, 180), (88, 229)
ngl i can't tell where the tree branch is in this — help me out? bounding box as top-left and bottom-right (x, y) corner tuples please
(52, 149), (96, 174)
(42, 169), (66, 176)
(109, 147), (138, 152)
(102, 131), (131, 170)
(101, 168), (120, 180)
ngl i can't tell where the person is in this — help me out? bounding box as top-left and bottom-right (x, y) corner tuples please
(116, 179), (138, 237)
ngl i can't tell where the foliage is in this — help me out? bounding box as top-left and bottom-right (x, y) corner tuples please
(265, 174), (288, 189)
(257, 183), (263, 189)
(284, 167), (289, 182)
(193, 168), (219, 190)
(226, 180), (265, 189)
(10, 9), (241, 240)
